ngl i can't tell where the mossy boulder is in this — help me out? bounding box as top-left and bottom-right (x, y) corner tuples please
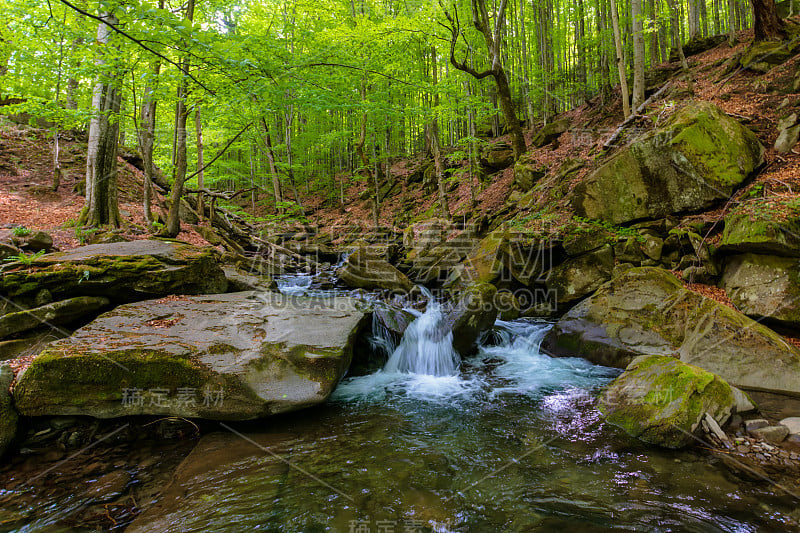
(13, 292), (368, 420)
(570, 102), (764, 225)
(718, 210), (800, 256)
(721, 253), (800, 328)
(481, 141), (515, 171)
(443, 282), (498, 356)
(0, 364), (17, 457)
(0, 229), (55, 253)
(512, 157), (546, 191)
(0, 240), (228, 304)
(531, 118), (569, 148)
(0, 296), (110, 341)
(739, 38), (800, 73)
(338, 247), (414, 292)
(599, 354), (737, 449)
(545, 245), (614, 305)
(446, 229), (508, 287)
(542, 267), (800, 395)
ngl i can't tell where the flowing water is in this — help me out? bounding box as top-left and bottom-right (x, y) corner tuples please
(2, 280), (799, 531)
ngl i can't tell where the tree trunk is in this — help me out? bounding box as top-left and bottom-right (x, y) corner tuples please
(195, 106), (205, 222)
(80, 10), (121, 228)
(138, 19), (162, 227)
(163, 0), (195, 238)
(632, 0), (646, 109)
(729, 0), (738, 44)
(429, 45), (449, 220)
(749, 0), (785, 41)
(610, 0), (631, 117)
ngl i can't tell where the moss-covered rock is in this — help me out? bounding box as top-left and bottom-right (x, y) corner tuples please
(0, 296), (110, 341)
(0, 240), (228, 303)
(443, 282), (498, 356)
(739, 38), (800, 73)
(570, 101), (764, 225)
(0, 364), (17, 457)
(545, 245), (614, 305)
(338, 247), (414, 292)
(512, 158), (546, 191)
(531, 118), (569, 148)
(598, 354), (737, 448)
(13, 292), (368, 420)
(542, 267), (800, 395)
(721, 253), (800, 328)
(718, 210), (800, 256)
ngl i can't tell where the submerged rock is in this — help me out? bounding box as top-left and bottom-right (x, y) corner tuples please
(13, 292), (368, 420)
(599, 354), (738, 449)
(542, 267), (800, 396)
(570, 101), (763, 225)
(0, 240), (228, 303)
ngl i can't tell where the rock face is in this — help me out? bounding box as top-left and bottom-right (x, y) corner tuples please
(542, 267), (800, 396)
(0, 240), (228, 304)
(599, 354), (737, 449)
(338, 247), (414, 292)
(0, 229), (55, 253)
(13, 292), (368, 420)
(0, 364), (17, 457)
(721, 254), (800, 328)
(443, 282), (498, 356)
(545, 245), (613, 305)
(570, 102), (764, 225)
(0, 296), (110, 340)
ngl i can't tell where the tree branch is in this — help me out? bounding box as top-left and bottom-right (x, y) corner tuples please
(57, 0), (215, 95)
(185, 122), (253, 181)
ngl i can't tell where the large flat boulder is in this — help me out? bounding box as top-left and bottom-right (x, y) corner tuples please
(599, 354), (738, 449)
(718, 208), (800, 256)
(13, 292), (368, 420)
(0, 240), (228, 303)
(570, 102), (764, 225)
(542, 267), (800, 396)
(721, 254), (800, 328)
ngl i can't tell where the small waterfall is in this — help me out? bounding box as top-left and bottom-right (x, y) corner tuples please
(383, 292), (460, 377)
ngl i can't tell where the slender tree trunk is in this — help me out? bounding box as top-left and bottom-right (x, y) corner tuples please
(632, 0), (646, 109)
(259, 117), (283, 212)
(429, 45), (449, 220)
(163, 0), (195, 237)
(729, 0), (738, 44)
(80, 10), (121, 228)
(610, 0), (631, 117)
(195, 106), (205, 222)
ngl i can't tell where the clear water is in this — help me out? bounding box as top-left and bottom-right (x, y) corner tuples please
(4, 279), (799, 531)
(124, 319), (798, 532)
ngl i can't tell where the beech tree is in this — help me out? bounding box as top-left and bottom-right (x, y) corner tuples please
(749, 0), (785, 41)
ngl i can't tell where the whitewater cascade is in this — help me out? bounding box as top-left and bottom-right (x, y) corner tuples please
(383, 293), (460, 377)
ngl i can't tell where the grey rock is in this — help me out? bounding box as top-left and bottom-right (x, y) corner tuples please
(779, 416), (800, 435)
(744, 419), (769, 432)
(749, 425), (789, 443)
(0, 296), (110, 340)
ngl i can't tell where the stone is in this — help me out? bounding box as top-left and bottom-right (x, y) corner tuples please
(668, 34), (726, 62)
(598, 354), (737, 449)
(569, 102), (764, 225)
(495, 291), (521, 321)
(0, 296), (110, 341)
(531, 118), (569, 148)
(0, 229), (55, 253)
(744, 419), (769, 432)
(731, 387), (757, 414)
(442, 282), (498, 356)
(0, 240), (228, 303)
(481, 141), (515, 171)
(512, 158), (546, 191)
(221, 266), (276, 293)
(749, 425), (789, 444)
(718, 210), (800, 256)
(779, 417), (800, 435)
(721, 254), (800, 328)
(0, 242), (21, 262)
(563, 229), (615, 257)
(545, 245), (613, 305)
(85, 470), (131, 503)
(13, 292), (368, 420)
(775, 124), (800, 153)
(0, 364), (17, 457)
(338, 247), (414, 292)
(542, 267), (800, 395)
(740, 38), (800, 73)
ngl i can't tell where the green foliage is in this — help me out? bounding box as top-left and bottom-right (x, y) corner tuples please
(12, 226), (31, 237)
(74, 227), (99, 245)
(3, 250), (46, 265)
